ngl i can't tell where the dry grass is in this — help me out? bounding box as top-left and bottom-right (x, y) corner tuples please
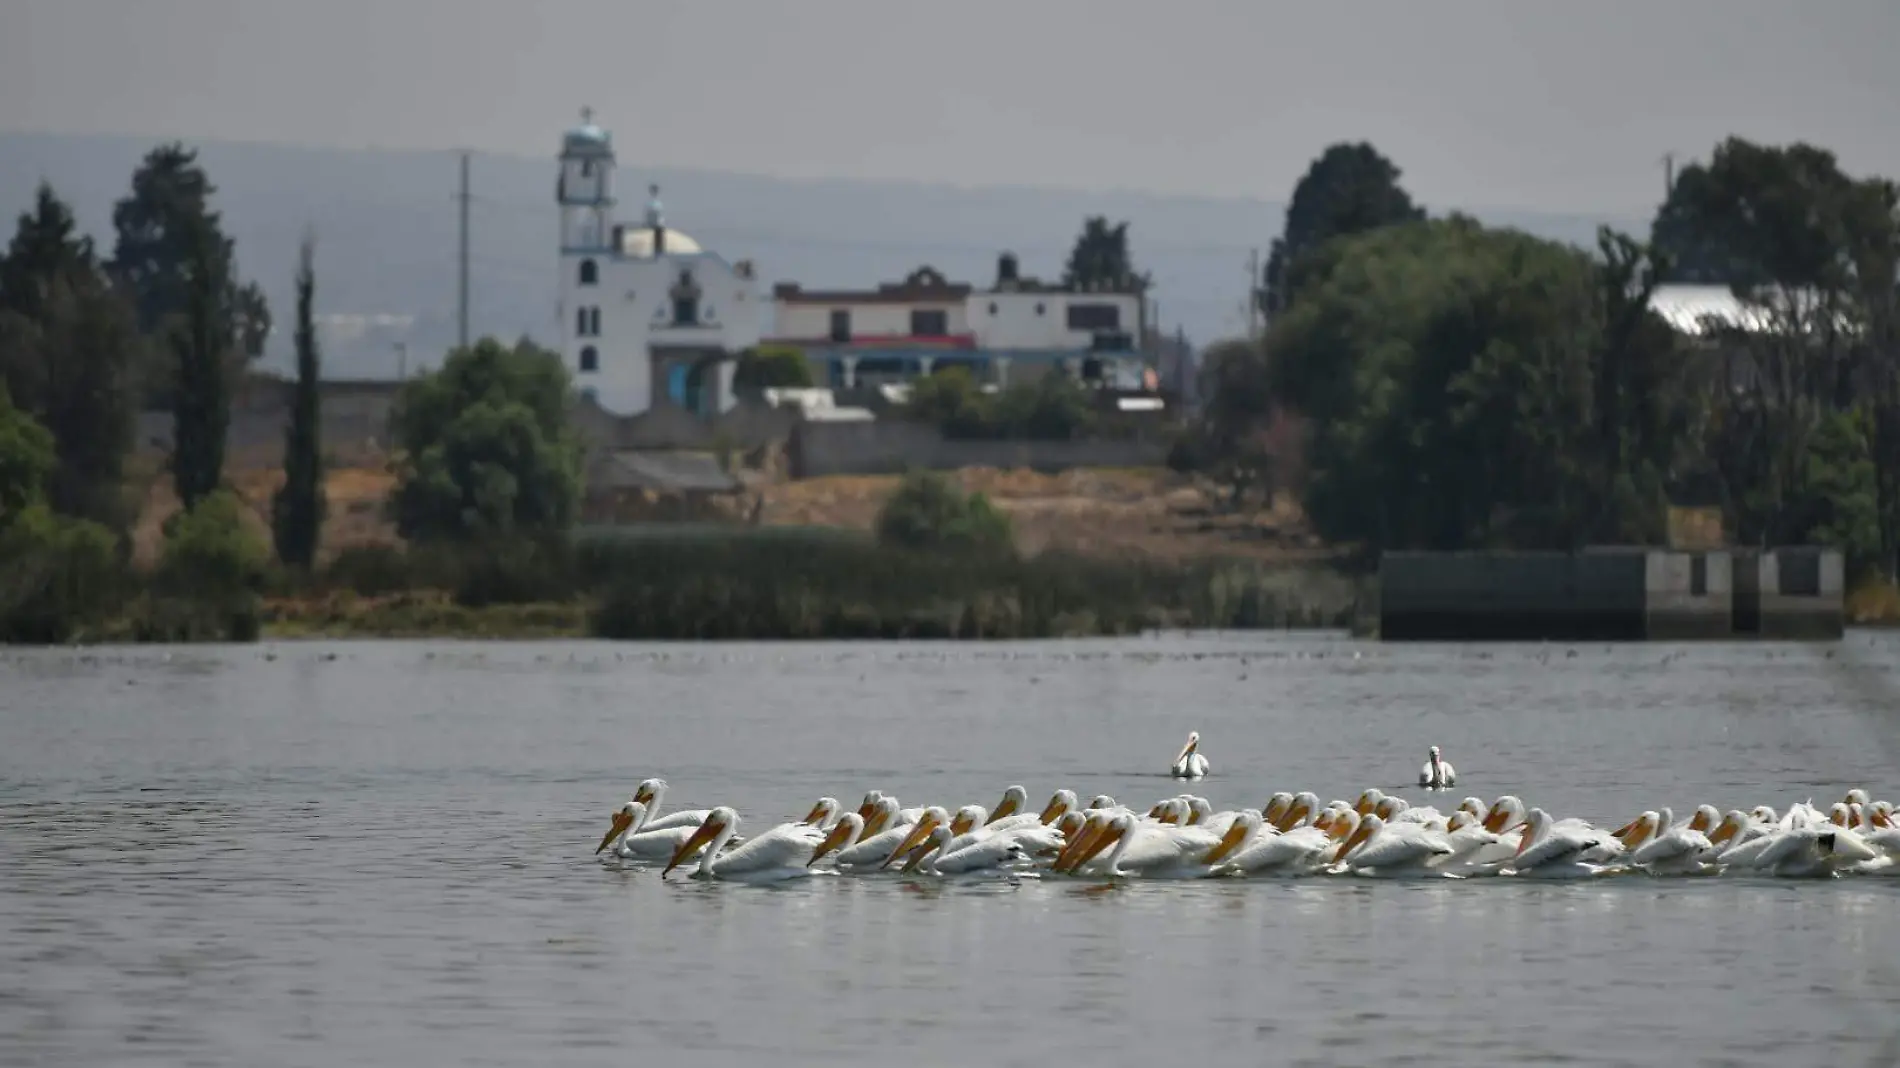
(132, 450), (1327, 566)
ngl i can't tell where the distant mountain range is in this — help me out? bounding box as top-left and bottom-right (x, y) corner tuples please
(0, 131), (1646, 381)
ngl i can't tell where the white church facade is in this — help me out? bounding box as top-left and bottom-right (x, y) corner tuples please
(556, 109), (759, 416)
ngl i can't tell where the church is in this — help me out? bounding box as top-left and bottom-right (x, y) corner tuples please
(556, 109), (760, 416)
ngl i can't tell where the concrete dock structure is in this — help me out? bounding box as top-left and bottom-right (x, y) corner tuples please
(1378, 547), (1841, 641)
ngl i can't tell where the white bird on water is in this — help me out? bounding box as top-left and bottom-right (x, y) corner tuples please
(1170, 731), (1210, 779)
(1418, 746), (1456, 790)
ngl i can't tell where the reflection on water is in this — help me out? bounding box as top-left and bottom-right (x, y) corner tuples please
(2, 636), (1898, 1066)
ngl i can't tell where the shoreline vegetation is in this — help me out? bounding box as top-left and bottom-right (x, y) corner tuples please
(5, 133), (1897, 644)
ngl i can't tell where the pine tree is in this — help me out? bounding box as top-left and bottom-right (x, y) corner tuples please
(272, 235), (325, 567)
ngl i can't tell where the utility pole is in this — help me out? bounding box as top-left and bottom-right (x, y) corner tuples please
(395, 341), (408, 381)
(1662, 152), (1676, 198)
(456, 151), (471, 351)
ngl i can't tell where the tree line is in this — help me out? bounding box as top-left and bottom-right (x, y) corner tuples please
(1188, 136), (1900, 580)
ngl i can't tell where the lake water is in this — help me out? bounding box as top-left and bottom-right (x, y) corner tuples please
(2, 635), (1899, 1067)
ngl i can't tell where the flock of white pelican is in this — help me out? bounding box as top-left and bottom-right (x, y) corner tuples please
(593, 776), (1900, 885)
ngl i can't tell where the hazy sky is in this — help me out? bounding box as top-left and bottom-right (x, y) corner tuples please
(4, 0), (1896, 214)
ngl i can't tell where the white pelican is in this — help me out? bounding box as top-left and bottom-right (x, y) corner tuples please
(1057, 811), (1223, 878)
(833, 800), (932, 870)
(594, 799), (722, 862)
(1220, 810), (1354, 877)
(1750, 824), (1881, 878)
(629, 779), (713, 832)
(1626, 805), (1720, 875)
(1170, 732), (1209, 779)
(1426, 811), (1505, 876)
(896, 826), (1034, 877)
(662, 807), (828, 882)
(1331, 814), (1455, 876)
(1418, 746), (1456, 789)
(878, 807), (956, 870)
(806, 813), (867, 867)
(1504, 808), (1613, 879)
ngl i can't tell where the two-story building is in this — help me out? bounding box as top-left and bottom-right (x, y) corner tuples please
(768, 254), (1147, 390)
(555, 109), (761, 416)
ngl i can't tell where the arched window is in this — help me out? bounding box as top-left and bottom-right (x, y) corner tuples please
(579, 259), (598, 286)
(579, 346), (598, 372)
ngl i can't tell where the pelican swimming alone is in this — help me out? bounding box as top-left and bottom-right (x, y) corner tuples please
(1170, 731), (1209, 779)
(1418, 746), (1457, 790)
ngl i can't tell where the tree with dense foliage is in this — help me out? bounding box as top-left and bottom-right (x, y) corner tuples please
(272, 234), (326, 568)
(731, 345), (815, 395)
(1652, 137), (1900, 569)
(390, 337), (583, 542)
(1063, 216), (1148, 291)
(1265, 217), (1698, 552)
(0, 184), (141, 526)
(1260, 143), (1425, 320)
(169, 218), (232, 510)
(0, 382), (55, 526)
(110, 143), (271, 403)
(875, 471), (1014, 556)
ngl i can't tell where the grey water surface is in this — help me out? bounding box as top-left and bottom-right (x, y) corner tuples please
(2, 634), (1898, 1067)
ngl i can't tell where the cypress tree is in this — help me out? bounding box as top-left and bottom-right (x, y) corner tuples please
(272, 235), (324, 567)
(171, 218), (229, 509)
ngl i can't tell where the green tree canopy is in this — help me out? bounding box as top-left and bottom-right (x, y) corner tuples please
(1261, 142), (1425, 318)
(0, 184), (141, 527)
(272, 234), (326, 567)
(1063, 216), (1148, 291)
(0, 382), (55, 527)
(731, 346), (814, 395)
(110, 143), (271, 377)
(390, 337), (583, 542)
(1268, 218), (1695, 552)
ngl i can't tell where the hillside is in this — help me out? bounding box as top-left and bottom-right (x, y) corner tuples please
(0, 132), (1645, 381)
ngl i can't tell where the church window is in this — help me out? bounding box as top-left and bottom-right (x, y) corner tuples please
(579, 259), (598, 286)
(576, 306), (601, 337)
(581, 160), (594, 178)
(579, 346), (598, 372)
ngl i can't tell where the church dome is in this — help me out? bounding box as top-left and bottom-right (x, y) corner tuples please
(620, 226), (702, 257)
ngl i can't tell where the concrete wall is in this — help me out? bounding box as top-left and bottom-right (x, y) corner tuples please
(1381, 547), (1840, 642)
(1733, 548), (1845, 639)
(790, 420), (1168, 478)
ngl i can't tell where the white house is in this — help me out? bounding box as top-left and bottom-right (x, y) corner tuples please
(768, 254), (1146, 389)
(556, 109), (760, 416)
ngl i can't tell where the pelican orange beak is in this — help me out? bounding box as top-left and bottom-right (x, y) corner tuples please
(949, 811), (977, 837)
(1708, 817), (1741, 848)
(1053, 818), (1106, 873)
(1873, 809), (1892, 829)
(1278, 799), (1312, 833)
(1334, 820), (1375, 864)
(1375, 798), (1401, 821)
(862, 807), (892, 839)
(663, 816), (726, 878)
(1621, 817), (1655, 851)
(632, 784), (657, 807)
(1037, 794), (1069, 825)
(1174, 737), (1198, 766)
(595, 808), (635, 855)
(1069, 822), (1126, 872)
(988, 792), (1022, 824)
(1482, 806), (1510, 834)
(880, 815), (941, 870)
(854, 795), (878, 823)
(808, 819), (857, 867)
(1688, 809), (1713, 833)
(1354, 792), (1377, 816)
(898, 839), (937, 874)
(1201, 820), (1254, 867)
(800, 800), (831, 826)
(1262, 796), (1291, 829)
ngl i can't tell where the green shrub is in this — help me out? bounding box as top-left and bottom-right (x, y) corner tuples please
(874, 471), (1013, 555)
(0, 505), (130, 642)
